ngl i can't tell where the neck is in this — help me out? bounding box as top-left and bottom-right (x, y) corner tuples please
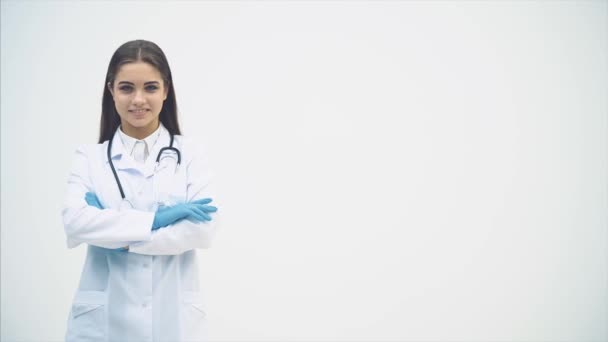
(121, 120), (160, 140)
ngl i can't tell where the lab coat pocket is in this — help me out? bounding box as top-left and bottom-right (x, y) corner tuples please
(66, 290), (107, 342)
(181, 290), (207, 341)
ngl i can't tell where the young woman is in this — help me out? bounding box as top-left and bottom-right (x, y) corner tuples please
(62, 39), (220, 342)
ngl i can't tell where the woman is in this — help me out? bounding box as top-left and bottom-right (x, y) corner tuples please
(62, 39), (220, 342)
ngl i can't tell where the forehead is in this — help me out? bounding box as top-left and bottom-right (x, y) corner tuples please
(115, 62), (162, 82)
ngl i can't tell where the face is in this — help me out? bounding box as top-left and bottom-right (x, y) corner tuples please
(108, 61), (168, 139)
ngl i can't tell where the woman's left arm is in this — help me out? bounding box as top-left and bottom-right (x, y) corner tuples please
(128, 141), (220, 255)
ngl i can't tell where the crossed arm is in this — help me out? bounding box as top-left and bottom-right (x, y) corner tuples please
(84, 192), (217, 252)
(62, 144), (220, 255)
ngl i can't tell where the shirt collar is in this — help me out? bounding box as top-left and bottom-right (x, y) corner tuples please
(117, 123), (163, 157)
(108, 123), (167, 161)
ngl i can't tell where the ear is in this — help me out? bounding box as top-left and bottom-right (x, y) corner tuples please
(163, 84), (169, 101)
(107, 82), (114, 97)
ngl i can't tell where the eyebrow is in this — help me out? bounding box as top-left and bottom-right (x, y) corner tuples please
(117, 81), (160, 85)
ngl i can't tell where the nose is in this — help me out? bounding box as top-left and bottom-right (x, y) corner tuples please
(132, 89), (146, 105)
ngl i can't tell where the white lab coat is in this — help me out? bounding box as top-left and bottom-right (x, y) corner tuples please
(62, 124), (219, 342)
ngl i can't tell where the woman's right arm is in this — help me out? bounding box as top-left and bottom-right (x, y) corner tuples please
(62, 145), (155, 249)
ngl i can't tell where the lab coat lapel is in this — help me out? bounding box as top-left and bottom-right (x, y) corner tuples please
(142, 124), (171, 178)
(106, 128), (138, 172)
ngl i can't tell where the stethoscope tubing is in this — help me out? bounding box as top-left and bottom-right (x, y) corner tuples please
(107, 129), (181, 200)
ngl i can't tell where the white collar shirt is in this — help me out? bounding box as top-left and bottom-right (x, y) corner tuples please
(117, 123), (162, 164)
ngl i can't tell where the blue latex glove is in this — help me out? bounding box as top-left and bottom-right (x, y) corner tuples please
(84, 192), (128, 251)
(191, 198), (218, 214)
(85, 192), (217, 231)
(85, 192), (104, 209)
(152, 199), (216, 231)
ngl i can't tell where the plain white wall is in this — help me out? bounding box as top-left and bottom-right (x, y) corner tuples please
(1, 1), (606, 341)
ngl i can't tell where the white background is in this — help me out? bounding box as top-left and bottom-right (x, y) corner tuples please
(1, 1), (606, 341)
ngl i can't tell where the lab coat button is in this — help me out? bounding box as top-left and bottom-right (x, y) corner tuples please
(143, 263), (149, 268)
(142, 303), (148, 308)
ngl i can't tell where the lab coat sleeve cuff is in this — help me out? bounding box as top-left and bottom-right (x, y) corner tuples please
(63, 207), (156, 248)
(125, 209), (155, 241)
(127, 213), (220, 255)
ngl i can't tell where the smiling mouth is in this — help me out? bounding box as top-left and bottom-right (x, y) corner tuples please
(130, 109), (149, 114)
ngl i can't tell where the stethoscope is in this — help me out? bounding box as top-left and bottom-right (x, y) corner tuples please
(107, 128), (181, 209)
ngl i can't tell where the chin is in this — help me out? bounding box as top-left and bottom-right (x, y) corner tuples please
(128, 116), (157, 128)
(131, 119), (152, 126)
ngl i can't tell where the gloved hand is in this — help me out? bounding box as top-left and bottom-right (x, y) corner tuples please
(84, 192), (127, 252)
(85, 192), (104, 209)
(85, 192), (218, 231)
(191, 198), (218, 215)
(152, 199), (217, 231)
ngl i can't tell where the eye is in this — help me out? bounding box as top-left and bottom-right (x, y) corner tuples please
(119, 85), (132, 92)
(146, 85), (158, 92)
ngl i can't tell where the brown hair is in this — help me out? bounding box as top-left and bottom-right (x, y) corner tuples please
(99, 39), (181, 143)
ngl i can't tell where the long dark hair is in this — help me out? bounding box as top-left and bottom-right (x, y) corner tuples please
(99, 39), (181, 143)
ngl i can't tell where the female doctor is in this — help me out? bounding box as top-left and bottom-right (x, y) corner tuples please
(62, 39), (220, 342)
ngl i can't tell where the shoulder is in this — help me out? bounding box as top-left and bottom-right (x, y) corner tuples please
(71, 142), (108, 162)
(67, 142), (108, 175)
(173, 135), (214, 179)
(174, 135), (210, 162)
